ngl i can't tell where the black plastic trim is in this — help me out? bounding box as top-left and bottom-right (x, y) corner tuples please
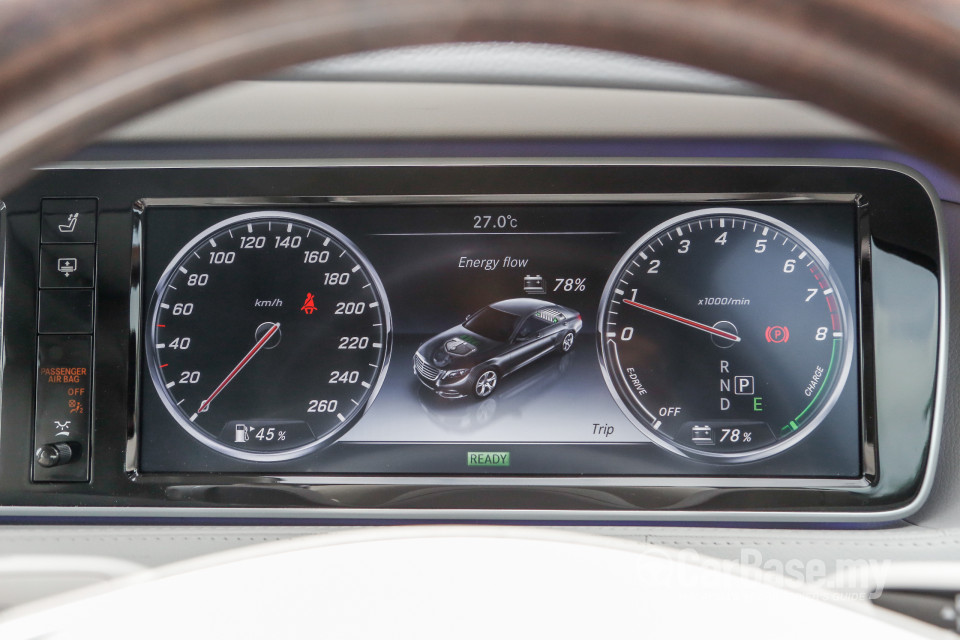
(0, 160), (943, 522)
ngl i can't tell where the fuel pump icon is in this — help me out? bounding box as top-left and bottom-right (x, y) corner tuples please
(234, 424), (250, 443)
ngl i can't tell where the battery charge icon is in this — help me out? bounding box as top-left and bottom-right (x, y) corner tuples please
(523, 275), (546, 295)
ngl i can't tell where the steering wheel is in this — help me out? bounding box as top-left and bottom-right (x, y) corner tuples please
(0, 527), (934, 638)
(0, 0), (958, 192)
(0, 0), (954, 636)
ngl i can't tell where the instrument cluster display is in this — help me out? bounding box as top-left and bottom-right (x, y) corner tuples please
(139, 202), (861, 478)
(145, 212), (391, 462)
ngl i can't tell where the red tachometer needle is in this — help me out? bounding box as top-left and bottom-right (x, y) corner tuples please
(621, 299), (740, 342)
(193, 322), (280, 418)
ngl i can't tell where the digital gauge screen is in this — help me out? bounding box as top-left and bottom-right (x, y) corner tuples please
(139, 202), (861, 478)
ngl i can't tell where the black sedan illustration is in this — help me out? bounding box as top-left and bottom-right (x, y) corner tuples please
(414, 298), (582, 399)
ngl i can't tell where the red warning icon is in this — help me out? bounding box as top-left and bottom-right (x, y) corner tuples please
(765, 325), (790, 343)
(301, 293), (317, 315)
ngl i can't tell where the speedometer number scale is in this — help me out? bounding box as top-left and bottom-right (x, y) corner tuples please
(598, 208), (854, 462)
(146, 211), (391, 462)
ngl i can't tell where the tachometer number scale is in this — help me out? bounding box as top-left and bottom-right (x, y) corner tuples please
(598, 208), (854, 462)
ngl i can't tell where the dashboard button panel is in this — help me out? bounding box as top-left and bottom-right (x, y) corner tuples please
(37, 290), (94, 334)
(40, 198), (97, 244)
(39, 244), (96, 288)
(32, 335), (91, 482)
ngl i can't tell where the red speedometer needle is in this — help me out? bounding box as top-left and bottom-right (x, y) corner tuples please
(621, 299), (740, 342)
(194, 322), (280, 418)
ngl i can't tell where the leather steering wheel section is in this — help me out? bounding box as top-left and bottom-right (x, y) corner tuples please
(0, 0), (958, 197)
(0, 527), (936, 639)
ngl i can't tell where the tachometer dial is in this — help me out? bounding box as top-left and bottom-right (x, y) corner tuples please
(598, 208), (854, 462)
(146, 211), (391, 461)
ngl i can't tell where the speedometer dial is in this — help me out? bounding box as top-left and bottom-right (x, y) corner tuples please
(598, 208), (854, 462)
(145, 211), (391, 462)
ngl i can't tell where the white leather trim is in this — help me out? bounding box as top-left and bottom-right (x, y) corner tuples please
(0, 527), (944, 639)
(103, 81), (881, 142)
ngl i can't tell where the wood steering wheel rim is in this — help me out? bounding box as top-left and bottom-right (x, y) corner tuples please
(0, 0), (958, 193)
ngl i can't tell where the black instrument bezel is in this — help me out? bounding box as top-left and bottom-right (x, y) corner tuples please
(0, 161), (943, 522)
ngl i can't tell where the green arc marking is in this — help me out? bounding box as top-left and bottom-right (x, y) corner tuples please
(781, 338), (839, 434)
